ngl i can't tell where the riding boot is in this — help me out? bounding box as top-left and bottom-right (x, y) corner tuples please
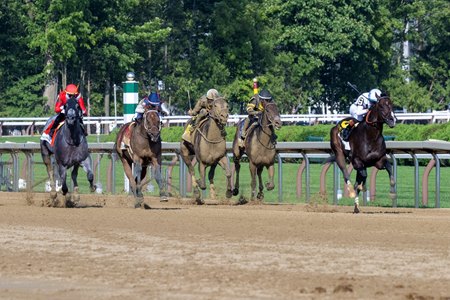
(239, 118), (251, 148)
(342, 127), (352, 141)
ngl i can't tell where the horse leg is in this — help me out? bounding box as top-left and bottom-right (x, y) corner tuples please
(44, 156), (57, 201)
(265, 164), (275, 191)
(218, 155), (232, 198)
(353, 168), (367, 214)
(133, 160), (144, 208)
(120, 157), (137, 196)
(232, 155), (241, 196)
(67, 165), (80, 207)
(249, 162), (258, 200)
(80, 155), (95, 193)
(336, 152), (356, 198)
(256, 166), (264, 200)
(208, 164), (217, 199)
(152, 157), (168, 202)
(381, 159), (397, 200)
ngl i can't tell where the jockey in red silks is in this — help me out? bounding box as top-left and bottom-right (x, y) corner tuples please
(41, 84), (88, 142)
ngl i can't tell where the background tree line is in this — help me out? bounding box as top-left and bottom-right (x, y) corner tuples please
(0, 0), (448, 117)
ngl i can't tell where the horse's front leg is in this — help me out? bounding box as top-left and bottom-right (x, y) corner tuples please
(151, 157), (167, 202)
(133, 160), (144, 200)
(353, 167), (367, 214)
(256, 166), (264, 200)
(80, 155), (95, 193)
(58, 164), (69, 196)
(208, 164), (217, 199)
(218, 155), (232, 198)
(380, 159), (397, 200)
(249, 162), (258, 200)
(265, 164), (275, 191)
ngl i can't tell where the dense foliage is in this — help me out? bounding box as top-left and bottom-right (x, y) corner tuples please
(0, 0), (448, 117)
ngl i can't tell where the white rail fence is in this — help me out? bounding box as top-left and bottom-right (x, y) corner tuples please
(1, 110), (450, 136)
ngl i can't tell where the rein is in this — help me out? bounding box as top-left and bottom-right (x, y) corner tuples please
(195, 117), (225, 144)
(255, 103), (277, 150)
(143, 110), (161, 140)
(365, 96), (391, 126)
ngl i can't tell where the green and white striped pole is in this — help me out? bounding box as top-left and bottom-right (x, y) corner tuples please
(123, 72), (138, 123)
(123, 72), (138, 192)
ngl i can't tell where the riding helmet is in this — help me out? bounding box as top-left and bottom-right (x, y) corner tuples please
(148, 92), (160, 106)
(206, 89), (219, 100)
(368, 88), (381, 102)
(258, 89), (273, 101)
(65, 84), (79, 95)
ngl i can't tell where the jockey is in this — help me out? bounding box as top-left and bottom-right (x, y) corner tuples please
(182, 89), (220, 142)
(41, 84), (87, 142)
(134, 92), (166, 123)
(238, 89), (273, 148)
(341, 88), (381, 141)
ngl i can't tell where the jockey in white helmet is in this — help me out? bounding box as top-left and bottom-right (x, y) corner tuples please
(349, 88), (381, 121)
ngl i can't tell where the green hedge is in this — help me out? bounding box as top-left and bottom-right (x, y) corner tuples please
(153, 122), (450, 143)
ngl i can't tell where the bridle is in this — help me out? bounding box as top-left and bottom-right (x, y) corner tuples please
(365, 96), (394, 126)
(143, 109), (161, 141)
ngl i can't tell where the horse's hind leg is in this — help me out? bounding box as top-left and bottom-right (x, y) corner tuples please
(80, 155), (95, 193)
(208, 164), (217, 199)
(67, 165), (80, 207)
(218, 155), (232, 198)
(232, 155), (241, 196)
(151, 157), (167, 202)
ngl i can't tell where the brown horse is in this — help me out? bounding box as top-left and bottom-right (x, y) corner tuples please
(180, 97), (232, 203)
(232, 100), (282, 201)
(115, 109), (167, 208)
(328, 94), (396, 213)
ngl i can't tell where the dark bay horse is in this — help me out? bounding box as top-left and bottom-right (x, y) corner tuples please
(232, 100), (282, 201)
(40, 96), (95, 207)
(115, 109), (167, 208)
(180, 97), (232, 203)
(328, 94), (396, 213)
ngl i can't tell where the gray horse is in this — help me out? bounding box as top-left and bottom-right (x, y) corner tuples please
(40, 96), (95, 207)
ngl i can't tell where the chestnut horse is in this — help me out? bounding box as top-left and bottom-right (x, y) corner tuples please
(232, 100), (282, 201)
(180, 97), (232, 203)
(115, 109), (167, 208)
(328, 94), (397, 213)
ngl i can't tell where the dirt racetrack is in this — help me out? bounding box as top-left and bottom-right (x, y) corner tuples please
(1, 192), (450, 300)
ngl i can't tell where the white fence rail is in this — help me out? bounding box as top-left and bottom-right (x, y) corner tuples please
(1, 110), (450, 135)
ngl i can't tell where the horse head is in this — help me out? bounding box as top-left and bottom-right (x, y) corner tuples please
(65, 96), (82, 126)
(209, 97), (229, 126)
(262, 100), (282, 130)
(368, 94), (396, 128)
(143, 109), (161, 142)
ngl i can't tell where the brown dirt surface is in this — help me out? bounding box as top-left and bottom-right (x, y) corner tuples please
(1, 192), (450, 299)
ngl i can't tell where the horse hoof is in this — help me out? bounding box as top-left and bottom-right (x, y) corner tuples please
(134, 197), (144, 208)
(353, 204), (360, 214)
(257, 192), (264, 200)
(265, 183), (274, 191)
(226, 190), (233, 198)
(232, 188), (239, 196)
(50, 191), (57, 200)
(236, 195), (248, 205)
(160, 195), (168, 202)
